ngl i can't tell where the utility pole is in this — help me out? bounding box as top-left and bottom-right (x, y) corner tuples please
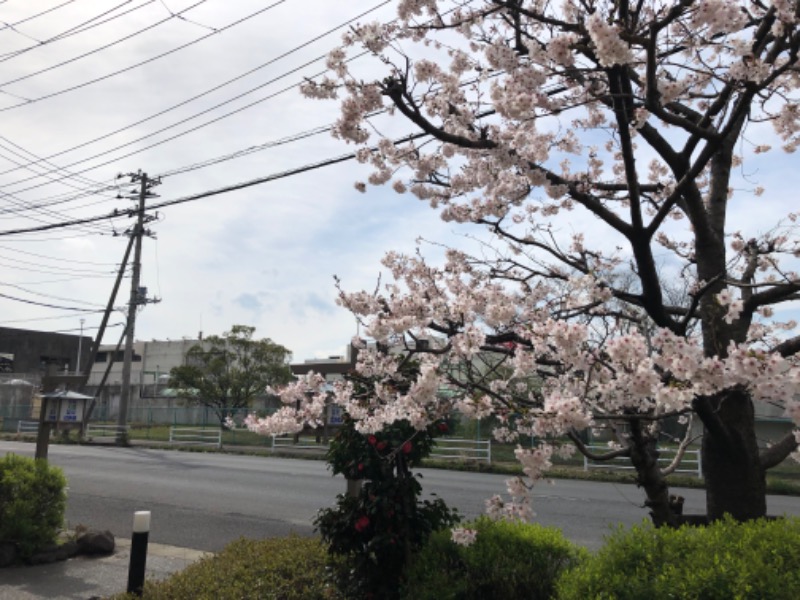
(117, 172), (160, 445)
(75, 318), (85, 374)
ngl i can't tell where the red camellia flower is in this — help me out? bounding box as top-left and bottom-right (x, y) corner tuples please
(402, 441), (413, 454)
(355, 515), (370, 532)
(437, 422), (449, 433)
(357, 462), (364, 472)
(367, 435), (377, 445)
(376, 441), (388, 451)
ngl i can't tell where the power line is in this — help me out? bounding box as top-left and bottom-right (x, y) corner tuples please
(0, 128), (431, 238)
(0, 0), (75, 31)
(0, 0), (207, 88)
(0, 134), (107, 188)
(0, 230), (111, 243)
(0, 0), (78, 33)
(1, 54), (336, 194)
(0, 184), (120, 218)
(0, 1), (155, 63)
(0, 0), (290, 113)
(50, 322), (124, 334)
(0, 311), (107, 325)
(157, 0), (217, 32)
(0, 282), (108, 307)
(0, 0), (390, 187)
(0, 244), (122, 266)
(157, 124), (332, 178)
(0, 258), (120, 277)
(0, 291), (108, 312)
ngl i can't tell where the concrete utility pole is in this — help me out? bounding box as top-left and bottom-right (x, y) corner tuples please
(75, 318), (85, 374)
(117, 172), (160, 445)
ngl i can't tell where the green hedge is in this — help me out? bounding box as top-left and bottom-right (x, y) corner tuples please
(0, 453), (67, 559)
(557, 517), (800, 600)
(404, 516), (586, 600)
(121, 536), (341, 600)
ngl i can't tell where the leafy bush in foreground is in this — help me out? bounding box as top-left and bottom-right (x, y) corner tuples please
(126, 536), (340, 600)
(0, 453), (66, 559)
(557, 516), (800, 600)
(404, 516), (586, 600)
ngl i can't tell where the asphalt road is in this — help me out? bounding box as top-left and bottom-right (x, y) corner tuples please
(2, 441), (799, 551)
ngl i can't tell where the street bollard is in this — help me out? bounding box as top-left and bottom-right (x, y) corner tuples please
(127, 511), (150, 596)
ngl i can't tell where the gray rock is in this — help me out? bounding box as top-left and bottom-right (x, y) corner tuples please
(27, 545), (60, 565)
(76, 530), (115, 556)
(56, 540), (80, 561)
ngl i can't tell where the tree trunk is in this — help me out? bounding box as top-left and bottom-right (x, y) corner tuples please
(628, 419), (679, 527)
(701, 389), (766, 520)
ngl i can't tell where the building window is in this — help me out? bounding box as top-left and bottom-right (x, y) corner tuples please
(95, 351), (142, 363)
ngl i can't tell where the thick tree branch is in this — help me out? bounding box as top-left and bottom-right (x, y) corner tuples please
(760, 430), (799, 470)
(567, 429), (632, 461)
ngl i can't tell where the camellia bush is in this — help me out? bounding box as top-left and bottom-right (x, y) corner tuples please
(314, 414), (460, 599)
(252, 0), (800, 530)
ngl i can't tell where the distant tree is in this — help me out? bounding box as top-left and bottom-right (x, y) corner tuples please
(169, 325), (293, 426)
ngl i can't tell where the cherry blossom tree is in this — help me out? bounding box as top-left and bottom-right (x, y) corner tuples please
(253, 0), (800, 526)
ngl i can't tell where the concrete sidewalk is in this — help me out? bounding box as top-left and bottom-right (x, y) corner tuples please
(0, 538), (210, 600)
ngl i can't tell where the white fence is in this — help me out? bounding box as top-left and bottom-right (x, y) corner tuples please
(271, 435), (329, 451)
(269, 435), (492, 464)
(169, 426), (222, 448)
(84, 424), (130, 442)
(16, 420), (39, 434)
(583, 445), (702, 478)
(430, 438), (492, 464)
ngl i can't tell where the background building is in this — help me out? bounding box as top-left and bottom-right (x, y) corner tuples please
(0, 327), (93, 429)
(0, 326), (93, 382)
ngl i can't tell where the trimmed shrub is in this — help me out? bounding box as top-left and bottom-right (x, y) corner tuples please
(557, 516), (800, 600)
(404, 516), (586, 600)
(0, 453), (67, 559)
(122, 536), (341, 600)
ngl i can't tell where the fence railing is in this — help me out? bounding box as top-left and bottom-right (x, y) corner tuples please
(16, 420), (39, 434)
(84, 424), (130, 443)
(169, 426), (222, 448)
(583, 445), (702, 478)
(271, 435), (329, 451)
(430, 438), (492, 464)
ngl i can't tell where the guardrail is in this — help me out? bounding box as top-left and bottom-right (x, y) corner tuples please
(583, 445), (702, 478)
(430, 438), (492, 464)
(16, 420), (39, 434)
(169, 426), (222, 448)
(84, 424), (130, 442)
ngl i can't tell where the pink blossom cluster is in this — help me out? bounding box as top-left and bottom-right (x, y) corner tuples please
(692, 0), (747, 36)
(451, 527), (478, 546)
(586, 13), (634, 67)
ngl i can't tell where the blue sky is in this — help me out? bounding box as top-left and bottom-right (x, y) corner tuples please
(1, 0), (798, 363)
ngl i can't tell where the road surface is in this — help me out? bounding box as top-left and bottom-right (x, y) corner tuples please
(2, 441), (798, 551)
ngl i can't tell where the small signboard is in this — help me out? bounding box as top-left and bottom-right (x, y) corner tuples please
(329, 405), (343, 425)
(41, 390), (90, 424)
(60, 398), (81, 422)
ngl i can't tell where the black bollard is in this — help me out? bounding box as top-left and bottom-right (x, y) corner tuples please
(127, 511), (150, 596)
